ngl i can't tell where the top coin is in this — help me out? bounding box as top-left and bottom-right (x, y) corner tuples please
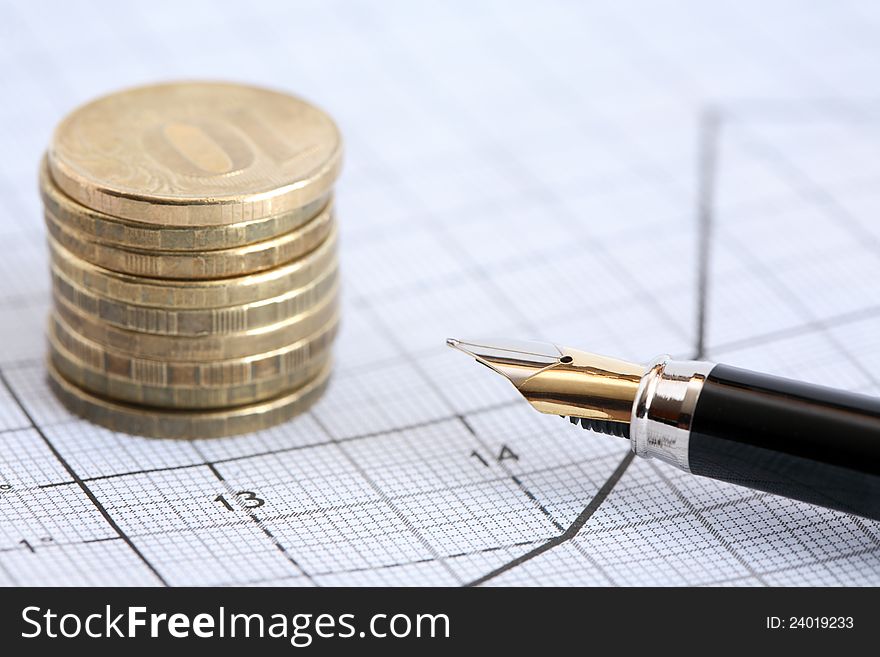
(48, 82), (342, 226)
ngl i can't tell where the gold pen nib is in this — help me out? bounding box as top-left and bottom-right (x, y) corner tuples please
(446, 338), (645, 431)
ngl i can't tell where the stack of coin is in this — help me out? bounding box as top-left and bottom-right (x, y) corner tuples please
(41, 82), (342, 439)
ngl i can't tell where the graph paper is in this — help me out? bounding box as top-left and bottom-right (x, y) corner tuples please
(1, 0), (880, 586)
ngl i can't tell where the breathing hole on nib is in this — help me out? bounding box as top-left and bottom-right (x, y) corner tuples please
(559, 355), (573, 364)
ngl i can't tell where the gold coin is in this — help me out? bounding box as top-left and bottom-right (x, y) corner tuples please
(48, 82), (342, 226)
(47, 357), (333, 439)
(51, 257), (338, 336)
(48, 226), (337, 309)
(49, 310), (339, 387)
(40, 157), (329, 251)
(45, 200), (334, 279)
(49, 325), (330, 409)
(53, 282), (339, 361)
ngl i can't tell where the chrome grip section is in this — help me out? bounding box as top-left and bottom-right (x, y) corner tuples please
(630, 357), (716, 472)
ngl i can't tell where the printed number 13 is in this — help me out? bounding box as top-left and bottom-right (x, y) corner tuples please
(215, 491), (265, 510)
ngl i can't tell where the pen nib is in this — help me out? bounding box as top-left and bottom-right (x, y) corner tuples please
(445, 337), (562, 386)
(445, 337), (644, 429)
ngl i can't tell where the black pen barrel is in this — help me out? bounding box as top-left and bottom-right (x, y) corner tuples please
(688, 364), (880, 519)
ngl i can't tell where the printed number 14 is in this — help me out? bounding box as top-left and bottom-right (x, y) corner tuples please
(471, 445), (519, 467)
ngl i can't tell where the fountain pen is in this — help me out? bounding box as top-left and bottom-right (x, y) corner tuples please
(447, 338), (880, 520)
